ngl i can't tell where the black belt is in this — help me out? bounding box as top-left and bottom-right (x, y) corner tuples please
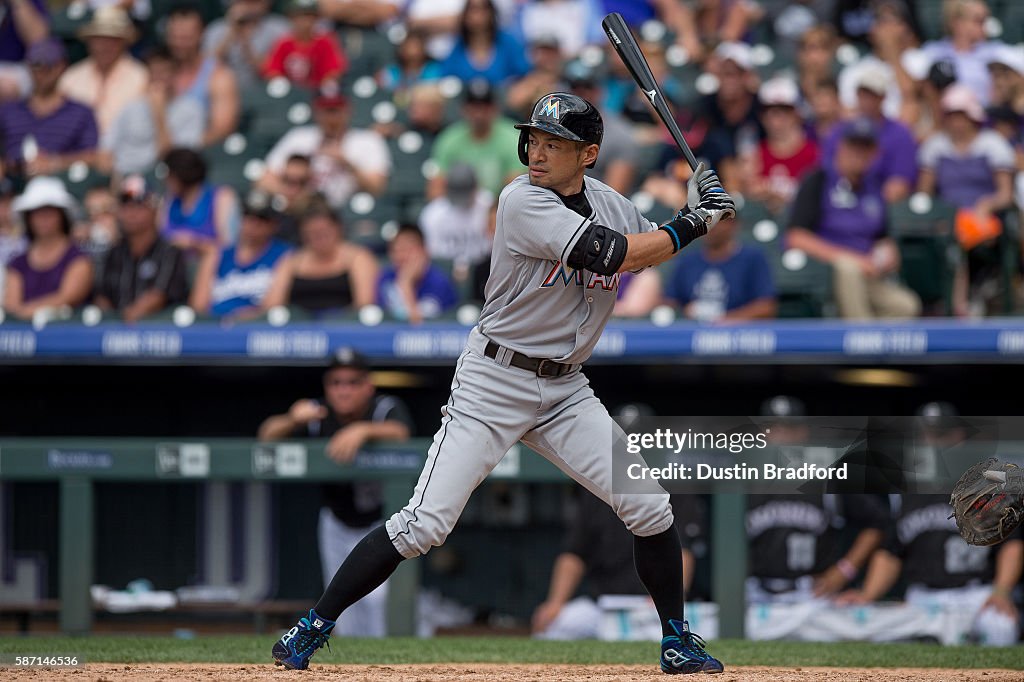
(484, 340), (576, 378)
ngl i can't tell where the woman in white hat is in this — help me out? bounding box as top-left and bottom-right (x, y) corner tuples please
(2, 177), (93, 319)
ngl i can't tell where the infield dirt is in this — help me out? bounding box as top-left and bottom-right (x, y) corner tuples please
(2, 663), (1020, 680)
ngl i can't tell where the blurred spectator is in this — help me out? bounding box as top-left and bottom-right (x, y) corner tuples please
(918, 84), (1015, 216)
(262, 88), (390, 209)
(160, 147), (240, 255)
(165, 1), (240, 147)
(468, 201), (497, 302)
(419, 162), (493, 267)
(743, 77), (819, 214)
(100, 46), (205, 177)
(95, 175), (188, 322)
(612, 267), (663, 318)
(837, 0), (919, 123)
(694, 0), (765, 47)
(257, 347), (413, 637)
(75, 186), (120, 259)
(262, 0), (347, 90)
(680, 42), (762, 186)
(271, 154), (317, 244)
(203, 0), (289, 91)
(262, 204), (378, 314)
(796, 24), (839, 106)
(532, 490), (705, 640)
(985, 44), (1024, 116)
(85, 0), (151, 21)
(665, 217), (777, 323)
(3, 176), (92, 319)
(427, 78), (521, 199)
(823, 65), (918, 202)
(808, 78), (842, 143)
(0, 178), (25, 267)
(918, 84), (1014, 316)
(377, 223), (457, 323)
(905, 57), (959, 141)
(58, 6), (148, 136)
(190, 189), (291, 319)
(517, 0), (604, 60)
(747, 396), (889, 604)
(0, 0), (49, 101)
(835, 493), (1021, 646)
(317, 0), (401, 28)
(599, 0), (701, 61)
(916, 0), (1003, 106)
(787, 118), (921, 319)
(404, 0), (466, 62)
(378, 29), (442, 102)
(834, 0), (921, 47)
(439, 0), (530, 86)
(0, 39), (99, 176)
(565, 59), (637, 195)
(506, 34), (568, 120)
(610, 37), (685, 141)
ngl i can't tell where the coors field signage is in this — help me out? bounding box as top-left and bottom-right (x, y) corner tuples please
(611, 416), (1009, 495)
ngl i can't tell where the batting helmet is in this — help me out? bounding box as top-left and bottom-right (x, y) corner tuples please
(514, 93), (603, 168)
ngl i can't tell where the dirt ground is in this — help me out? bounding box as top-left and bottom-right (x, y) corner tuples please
(2, 663), (1020, 681)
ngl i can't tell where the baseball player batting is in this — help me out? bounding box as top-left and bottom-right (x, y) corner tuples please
(272, 92), (736, 674)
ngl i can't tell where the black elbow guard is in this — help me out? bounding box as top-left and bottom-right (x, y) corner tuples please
(566, 223), (628, 275)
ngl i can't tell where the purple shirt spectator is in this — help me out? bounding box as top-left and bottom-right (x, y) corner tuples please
(788, 167), (887, 255)
(7, 243), (85, 302)
(918, 129), (1015, 209)
(0, 99), (99, 161)
(0, 0), (49, 62)
(822, 117), (917, 189)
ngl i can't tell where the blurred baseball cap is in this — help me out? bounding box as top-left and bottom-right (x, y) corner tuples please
(987, 44), (1024, 76)
(760, 395), (807, 418)
(758, 76), (800, 107)
(464, 78), (494, 104)
(285, 0), (319, 14)
(530, 33), (560, 50)
(714, 41), (753, 71)
(987, 104), (1021, 126)
(314, 81), (347, 109)
(118, 174), (157, 204)
(841, 116), (879, 145)
(26, 38), (67, 67)
(855, 65), (889, 97)
(564, 58), (600, 88)
(927, 58), (958, 91)
(242, 188), (280, 221)
(941, 83), (985, 123)
(446, 162), (478, 206)
(328, 346), (369, 372)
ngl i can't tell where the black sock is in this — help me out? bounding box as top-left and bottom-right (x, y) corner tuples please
(633, 526), (684, 638)
(313, 525), (405, 622)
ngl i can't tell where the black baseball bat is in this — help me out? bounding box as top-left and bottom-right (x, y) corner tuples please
(601, 12), (699, 172)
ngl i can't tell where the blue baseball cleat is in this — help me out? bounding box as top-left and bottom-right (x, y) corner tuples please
(660, 619), (724, 674)
(272, 609), (335, 670)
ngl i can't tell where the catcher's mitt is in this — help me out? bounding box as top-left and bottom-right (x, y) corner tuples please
(949, 457), (1024, 546)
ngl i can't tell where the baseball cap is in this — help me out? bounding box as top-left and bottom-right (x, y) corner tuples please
(242, 188), (280, 221)
(927, 58), (958, 91)
(285, 0), (319, 14)
(855, 66), (888, 97)
(328, 346), (369, 372)
(941, 84), (985, 123)
(446, 162), (478, 206)
(714, 41), (753, 71)
(530, 33), (560, 50)
(758, 77), (800, 107)
(986, 44), (1024, 77)
(464, 78), (494, 104)
(841, 116), (879, 145)
(564, 59), (599, 88)
(26, 38), (67, 67)
(118, 175), (157, 204)
(314, 81), (347, 109)
(760, 395), (807, 418)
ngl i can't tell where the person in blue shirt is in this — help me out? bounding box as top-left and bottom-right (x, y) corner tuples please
(377, 223), (457, 324)
(665, 214), (777, 322)
(439, 0), (530, 86)
(189, 189), (291, 319)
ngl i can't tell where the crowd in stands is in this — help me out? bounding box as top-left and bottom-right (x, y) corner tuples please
(2, 0), (1024, 325)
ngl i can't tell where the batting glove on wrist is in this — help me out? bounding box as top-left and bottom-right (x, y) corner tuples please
(684, 162), (736, 230)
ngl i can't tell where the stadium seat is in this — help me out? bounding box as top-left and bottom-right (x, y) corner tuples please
(57, 163), (111, 200)
(337, 26), (395, 85)
(239, 80), (314, 153)
(888, 197), (959, 314)
(383, 133), (433, 223)
(203, 137), (259, 195)
(771, 248), (834, 318)
(736, 198), (784, 250)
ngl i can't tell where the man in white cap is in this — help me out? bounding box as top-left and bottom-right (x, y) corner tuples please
(59, 6), (148, 135)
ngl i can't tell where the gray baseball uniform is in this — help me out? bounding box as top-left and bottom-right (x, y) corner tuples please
(385, 174), (673, 559)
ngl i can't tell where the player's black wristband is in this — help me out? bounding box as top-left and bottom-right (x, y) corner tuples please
(660, 210), (707, 253)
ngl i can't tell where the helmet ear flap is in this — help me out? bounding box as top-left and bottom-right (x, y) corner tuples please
(518, 129), (530, 166)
